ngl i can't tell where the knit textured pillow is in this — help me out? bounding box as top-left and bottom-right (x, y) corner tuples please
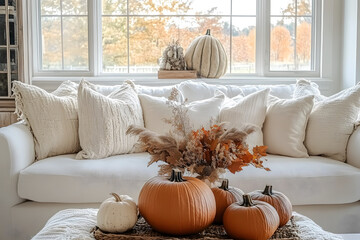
(305, 84), (360, 161)
(76, 80), (144, 159)
(12, 81), (80, 160)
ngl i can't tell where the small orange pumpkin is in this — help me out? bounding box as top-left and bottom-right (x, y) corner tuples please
(223, 194), (279, 240)
(249, 185), (292, 226)
(211, 179), (244, 224)
(138, 170), (216, 235)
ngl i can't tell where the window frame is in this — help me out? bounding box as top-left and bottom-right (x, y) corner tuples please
(30, 0), (322, 78)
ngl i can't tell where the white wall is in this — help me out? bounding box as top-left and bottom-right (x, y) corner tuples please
(321, 0), (344, 94)
(341, 0), (360, 89)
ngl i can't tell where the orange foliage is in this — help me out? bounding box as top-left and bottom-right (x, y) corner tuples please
(271, 26), (292, 62)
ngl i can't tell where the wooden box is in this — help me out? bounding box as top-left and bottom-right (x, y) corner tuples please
(158, 70), (197, 79)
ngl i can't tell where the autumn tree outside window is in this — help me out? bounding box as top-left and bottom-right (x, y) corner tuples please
(36, 0), (320, 77)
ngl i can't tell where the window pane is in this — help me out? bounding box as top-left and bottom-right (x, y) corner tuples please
(129, 16), (230, 73)
(297, 0), (312, 15)
(102, 0), (126, 15)
(296, 17), (312, 70)
(270, 17), (295, 71)
(0, 14), (5, 45)
(0, 73), (7, 96)
(129, 0), (230, 15)
(232, 17), (256, 73)
(41, 0), (61, 15)
(271, 0), (295, 16)
(233, 0), (256, 15)
(62, 0), (87, 15)
(102, 16), (127, 73)
(63, 16), (88, 70)
(41, 17), (62, 70)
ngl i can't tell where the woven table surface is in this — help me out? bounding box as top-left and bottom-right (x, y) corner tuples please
(32, 209), (343, 240)
(92, 215), (298, 240)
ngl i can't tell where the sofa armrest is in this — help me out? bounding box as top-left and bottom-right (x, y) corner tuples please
(0, 123), (34, 236)
(347, 126), (360, 168)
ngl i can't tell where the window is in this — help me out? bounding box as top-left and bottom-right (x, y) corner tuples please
(40, 0), (88, 70)
(270, 0), (315, 71)
(35, 0), (321, 77)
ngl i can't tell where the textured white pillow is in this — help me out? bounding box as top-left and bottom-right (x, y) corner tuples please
(76, 80), (144, 159)
(293, 79), (326, 102)
(178, 80), (244, 102)
(305, 84), (360, 161)
(220, 88), (270, 148)
(12, 81), (80, 160)
(138, 92), (225, 135)
(263, 95), (314, 157)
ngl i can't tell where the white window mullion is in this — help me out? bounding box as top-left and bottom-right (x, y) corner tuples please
(60, 0), (64, 70)
(89, 0), (100, 76)
(261, 0), (271, 76)
(127, 0), (130, 73)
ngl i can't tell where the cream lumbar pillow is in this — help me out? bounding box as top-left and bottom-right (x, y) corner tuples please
(12, 81), (80, 160)
(263, 95), (314, 158)
(76, 80), (144, 159)
(305, 84), (360, 162)
(220, 88), (270, 148)
(138, 92), (225, 135)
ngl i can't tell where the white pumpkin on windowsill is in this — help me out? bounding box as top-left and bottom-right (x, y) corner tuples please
(97, 193), (138, 233)
(185, 29), (228, 78)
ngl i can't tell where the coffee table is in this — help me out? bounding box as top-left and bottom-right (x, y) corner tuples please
(340, 234), (360, 240)
(32, 208), (346, 240)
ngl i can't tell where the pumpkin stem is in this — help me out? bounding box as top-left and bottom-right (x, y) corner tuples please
(262, 185), (273, 196)
(110, 193), (121, 202)
(205, 29), (211, 35)
(169, 169), (185, 182)
(219, 179), (229, 191)
(242, 194), (255, 207)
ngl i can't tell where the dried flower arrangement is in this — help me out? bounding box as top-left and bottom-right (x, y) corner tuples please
(159, 40), (186, 71)
(127, 89), (269, 183)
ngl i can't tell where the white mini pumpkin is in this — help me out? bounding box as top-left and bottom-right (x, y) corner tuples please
(97, 193), (138, 233)
(185, 29), (228, 78)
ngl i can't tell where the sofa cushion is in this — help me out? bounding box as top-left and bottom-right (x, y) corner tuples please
(139, 92), (225, 135)
(263, 95), (314, 158)
(220, 89), (269, 148)
(18, 154), (360, 205)
(76, 80), (144, 159)
(12, 81), (80, 160)
(240, 84), (296, 99)
(178, 80), (244, 102)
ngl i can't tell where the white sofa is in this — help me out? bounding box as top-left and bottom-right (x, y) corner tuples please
(1, 82), (360, 240)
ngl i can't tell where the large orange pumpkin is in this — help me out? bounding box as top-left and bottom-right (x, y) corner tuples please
(138, 170), (216, 235)
(211, 179), (244, 224)
(249, 185), (292, 226)
(223, 194), (279, 240)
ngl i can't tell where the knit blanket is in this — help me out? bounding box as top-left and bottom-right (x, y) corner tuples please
(32, 209), (343, 240)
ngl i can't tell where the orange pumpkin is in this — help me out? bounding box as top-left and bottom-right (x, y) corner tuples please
(249, 185), (292, 226)
(223, 194), (279, 240)
(138, 170), (216, 235)
(211, 179), (244, 224)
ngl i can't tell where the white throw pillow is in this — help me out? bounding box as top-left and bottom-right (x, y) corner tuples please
(138, 92), (225, 135)
(76, 80), (144, 159)
(178, 80), (244, 102)
(263, 95), (314, 158)
(12, 81), (80, 160)
(220, 88), (270, 148)
(293, 79), (326, 102)
(305, 84), (360, 161)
